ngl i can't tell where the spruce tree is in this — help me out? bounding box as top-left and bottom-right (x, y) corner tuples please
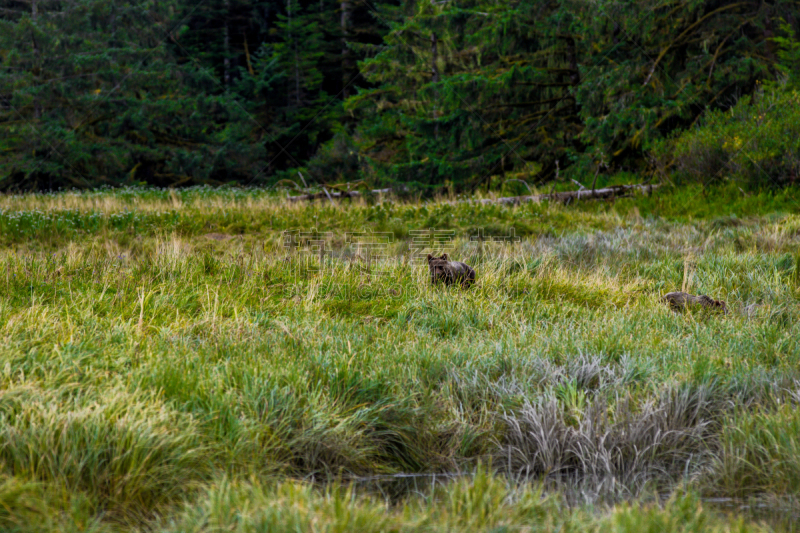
(0, 0), (263, 189)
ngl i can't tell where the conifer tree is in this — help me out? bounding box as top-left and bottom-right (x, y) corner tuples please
(0, 0), (264, 189)
(348, 0), (798, 190)
(2, 0), (798, 190)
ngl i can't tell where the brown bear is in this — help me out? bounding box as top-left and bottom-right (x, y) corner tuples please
(661, 291), (728, 314)
(427, 253), (476, 289)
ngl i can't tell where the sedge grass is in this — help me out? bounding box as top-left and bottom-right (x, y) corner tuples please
(0, 185), (798, 530)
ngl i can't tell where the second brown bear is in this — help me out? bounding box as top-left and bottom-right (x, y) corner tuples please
(662, 291), (728, 314)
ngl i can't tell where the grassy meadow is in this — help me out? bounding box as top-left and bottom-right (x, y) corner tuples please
(0, 185), (799, 532)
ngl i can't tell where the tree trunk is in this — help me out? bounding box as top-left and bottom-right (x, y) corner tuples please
(243, 31), (255, 75)
(224, 0), (231, 87)
(341, 0), (351, 98)
(32, 0), (40, 120)
(564, 34), (579, 117)
(293, 0), (300, 105)
(762, 1), (775, 62)
(286, 0), (300, 106)
(431, 32), (439, 139)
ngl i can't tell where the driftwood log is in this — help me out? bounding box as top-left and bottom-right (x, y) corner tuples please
(287, 187), (393, 202)
(458, 183), (659, 206)
(286, 183), (658, 204)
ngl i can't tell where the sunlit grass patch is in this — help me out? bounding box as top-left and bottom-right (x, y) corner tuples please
(0, 384), (208, 520)
(711, 403), (800, 498)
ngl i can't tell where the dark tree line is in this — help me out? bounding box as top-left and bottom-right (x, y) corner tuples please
(1, 0), (798, 191)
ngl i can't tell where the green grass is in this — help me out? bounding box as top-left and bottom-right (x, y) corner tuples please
(158, 469), (770, 533)
(0, 185), (798, 531)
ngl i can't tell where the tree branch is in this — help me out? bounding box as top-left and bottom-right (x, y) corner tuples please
(642, 2), (751, 87)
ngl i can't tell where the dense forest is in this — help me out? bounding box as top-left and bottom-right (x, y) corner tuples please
(1, 0), (799, 192)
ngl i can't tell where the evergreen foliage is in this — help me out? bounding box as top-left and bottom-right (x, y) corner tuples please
(351, 0), (799, 190)
(655, 18), (800, 188)
(1, 0), (799, 190)
(0, 0), (265, 190)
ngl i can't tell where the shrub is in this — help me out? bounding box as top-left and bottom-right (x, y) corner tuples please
(656, 86), (800, 188)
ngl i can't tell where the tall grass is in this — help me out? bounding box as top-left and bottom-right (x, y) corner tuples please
(500, 382), (724, 502)
(0, 185), (798, 530)
(0, 384), (208, 521)
(713, 404), (800, 497)
(160, 470), (769, 533)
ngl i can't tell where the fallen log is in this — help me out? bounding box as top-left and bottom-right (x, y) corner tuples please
(286, 183), (658, 204)
(458, 183), (659, 205)
(287, 187), (394, 202)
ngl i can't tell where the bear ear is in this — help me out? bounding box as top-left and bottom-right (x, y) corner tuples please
(427, 253), (433, 262)
(441, 253), (449, 261)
